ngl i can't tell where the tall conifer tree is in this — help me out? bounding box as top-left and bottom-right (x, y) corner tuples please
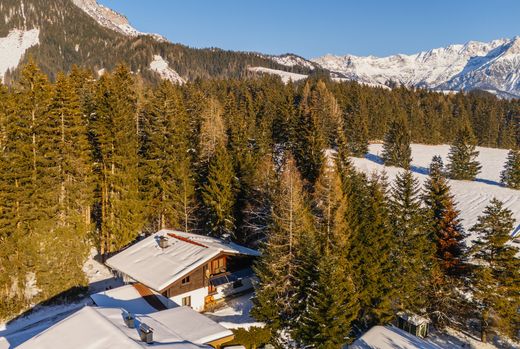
(381, 116), (412, 169)
(93, 65), (143, 255)
(388, 170), (431, 312)
(296, 156), (359, 348)
(447, 124), (481, 180)
(500, 149), (520, 189)
(252, 155), (314, 343)
(201, 146), (237, 238)
(141, 81), (196, 232)
(470, 199), (520, 342)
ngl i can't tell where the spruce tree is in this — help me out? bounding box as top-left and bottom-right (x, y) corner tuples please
(500, 149), (520, 189)
(292, 81), (327, 184)
(388, 170), (431, 312)
(447, 124), (481, 180)
(201, 146), (237, 238)
(423, 156), (467, 326)
(381, 116), (412, 169)
(92, 66), (143, 255)
(240, 154), (277, 245)
(141, 81), (196, 232)
(350, 172), (396, 327)
(296, 157), (359, 348)
(343, 87), (369, 157)
(423, 156), (465, 275)
(470, 199), (520, 342)
(252, 155), (314, 342)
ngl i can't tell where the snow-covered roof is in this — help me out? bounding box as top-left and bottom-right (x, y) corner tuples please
(148, 307), (234, 344)
(350, 326), (440, 349)
(91, 284), (177, 314)
(106, 230), (260, 292)
(17, 306), (210, 349)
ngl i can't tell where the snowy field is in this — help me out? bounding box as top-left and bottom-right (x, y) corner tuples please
(352, 144), (520, 244)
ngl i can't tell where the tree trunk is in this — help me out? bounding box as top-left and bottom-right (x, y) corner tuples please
(481, 308), (489, 343)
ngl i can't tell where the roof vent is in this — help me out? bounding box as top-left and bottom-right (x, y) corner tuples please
(123, 311), (135, 329)
(139, 323), (154, 344)
(222, 233), (231, 244)
(158, 236), (169, 249)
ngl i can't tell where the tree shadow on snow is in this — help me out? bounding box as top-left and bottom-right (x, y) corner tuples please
(364, 152), (504, 188)
(0, 269), (122, 348)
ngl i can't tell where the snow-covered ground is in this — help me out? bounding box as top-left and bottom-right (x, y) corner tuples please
(149, 55), (185, 84)
(204, 293), (264, 330)
(0, 249), (122, 348)
(0, 29), (40, 81)
(352, 144), (520, 243)
(248, 67), (308, 83)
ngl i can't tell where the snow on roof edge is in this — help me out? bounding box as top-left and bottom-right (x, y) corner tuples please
(106, 230), (259, 292)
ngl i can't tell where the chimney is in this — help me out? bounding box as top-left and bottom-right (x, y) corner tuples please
(159, 236), (169, 249)
(139, 323), (154, 344)
(123, 311), (135, 329)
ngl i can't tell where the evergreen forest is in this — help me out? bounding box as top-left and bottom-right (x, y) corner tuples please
(0, 62), (519, 346)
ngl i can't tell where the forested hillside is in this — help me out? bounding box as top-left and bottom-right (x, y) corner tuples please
(0, 0), (318, 83)
(0, 62), (518, 344)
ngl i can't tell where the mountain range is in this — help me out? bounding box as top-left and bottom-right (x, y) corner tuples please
(1, 0), (519, 99)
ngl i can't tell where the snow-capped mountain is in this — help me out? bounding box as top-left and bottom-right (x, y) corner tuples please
(311, 37), (520, 98)
(71, 0), (166, 41)
(267, 54), (318, 71)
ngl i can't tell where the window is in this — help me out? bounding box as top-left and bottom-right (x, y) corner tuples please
(211, 257), (226, 275)
(181, 276), (190, 285)
(182, 296), (191, 307)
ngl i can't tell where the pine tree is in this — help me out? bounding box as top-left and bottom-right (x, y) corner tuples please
(423, 156), (465, 275)
(500, 149), (520, 189)
(388, 170), (431, 312)
(292, 81), (327, 184)
(201, 145), (237, 238)
(92, 66), (143, 256)
(296, 157), (359, 348)
(350, 172), (396, 327)
(343, 86), (369, 157)
(470, 199), (520, 342)
(41, 73), (93, 296)
(0, 62), (54, 314)
(240, 154), (277, 245)
(198, 97), (227, 164)
(423, 156), (467, 326)
(447, 124), (481, 180)
(381, 116), (412, 169)
(141, 81), (196, 232)
(252, 155), (314, 341)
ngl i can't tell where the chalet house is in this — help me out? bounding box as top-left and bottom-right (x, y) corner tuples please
(106, 230), (260, 312)
(18, 306), (234, 349)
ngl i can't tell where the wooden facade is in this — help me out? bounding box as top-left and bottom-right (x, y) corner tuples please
(161, 253), (228, 298)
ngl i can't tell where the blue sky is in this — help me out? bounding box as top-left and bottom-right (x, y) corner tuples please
(99, 0), (520, 58)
